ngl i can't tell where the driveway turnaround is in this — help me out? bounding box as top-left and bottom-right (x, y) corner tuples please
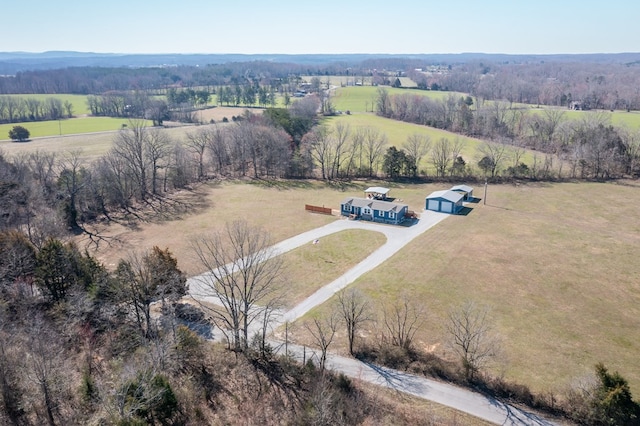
(188, 212), (560, 425)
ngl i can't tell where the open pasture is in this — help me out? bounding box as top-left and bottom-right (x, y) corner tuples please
(0, 120), (189, 161)
(0, 117), (153, 141)
(331, 86), (468, 114)
(0, 93), (91, 115)
(78, 177), (640, 397)
(300, 180), (640, 395)
(323, 113), (543, 175)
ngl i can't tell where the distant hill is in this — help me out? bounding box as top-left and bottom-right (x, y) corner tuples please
(2, 51), (640, 74)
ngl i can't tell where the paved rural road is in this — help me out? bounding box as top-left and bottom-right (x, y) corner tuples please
(187, 212), (560, 425)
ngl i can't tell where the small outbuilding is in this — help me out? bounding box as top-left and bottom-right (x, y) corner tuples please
(341, 197), (408, 225)
(450, 184), (474, 201)
(425, 190), (464, 214)
(364, 187), (390, 200)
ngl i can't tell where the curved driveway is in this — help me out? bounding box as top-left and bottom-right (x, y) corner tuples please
(187, 212), (560, 426)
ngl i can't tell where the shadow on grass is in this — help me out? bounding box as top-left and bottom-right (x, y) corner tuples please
(457, 206), (474, 216)
(248, 178), (315, 190)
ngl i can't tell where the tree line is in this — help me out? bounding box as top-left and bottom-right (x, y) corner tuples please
(0, 96), (73, 123)
(376, 88), (640, 180)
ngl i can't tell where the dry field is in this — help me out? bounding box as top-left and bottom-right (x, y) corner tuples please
(0, 107), (254, 161)
(72, 177), (640, 398)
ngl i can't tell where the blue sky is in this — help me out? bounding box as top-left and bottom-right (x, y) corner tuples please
(2, 0), (638, 54)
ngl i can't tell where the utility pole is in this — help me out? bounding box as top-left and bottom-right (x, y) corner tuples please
(483, 180), (488, 205)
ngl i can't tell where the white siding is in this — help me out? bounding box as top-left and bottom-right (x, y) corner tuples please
(427, 200), (439, 211)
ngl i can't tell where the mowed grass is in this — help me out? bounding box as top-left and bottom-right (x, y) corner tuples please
(277, 229), (386, 307)
(0, 117), (153, 141)
(0, 93), (91, 115)
(296, 180), (640, 395)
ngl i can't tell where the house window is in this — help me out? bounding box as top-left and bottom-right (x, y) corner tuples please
(363, 208), (371, 215)
(389, 211), (395, 219)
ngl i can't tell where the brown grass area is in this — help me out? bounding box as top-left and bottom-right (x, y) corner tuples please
(196, 106), (262, 123)
(76, 179), (366, 275)
(78, 178), (640, 398)
(311, 180), (640, 396)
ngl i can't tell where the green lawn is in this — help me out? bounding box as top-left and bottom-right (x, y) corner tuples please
(323, 113), (543, 176)
(0, 93), (91, 115)
(0, 117), (153, 141)
(331, 86), (468, 114)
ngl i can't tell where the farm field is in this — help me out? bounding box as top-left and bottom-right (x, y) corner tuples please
(77, 178), (640, 398)
(296, 180), (640, 397)
(0, 106), (261, 141)
(331, 86), (468, 113)
(322, 112), (544, 175)
(0, 93), (91, 115)
(0, 116), (153, 140)
(332, 85), (640, 130)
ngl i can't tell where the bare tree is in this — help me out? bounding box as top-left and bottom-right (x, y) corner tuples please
(0, 320), (26, 425)
(447, 301), (500, 381)
(329, 122), (351, 179)
(431, 137), (453, 178)
(381, 295), (426, 351)
(57, 150), (87, 229)
(336, 288), (371, 356)
(304, 312), (339, 370)
(192, 220), (283, 352)
(185, 127), (211, 180)
(206, 124), (229, 175)
(304, 125), (333, 180)
(25, 318), (69, 426)
(145, 129), (171, 194)
(362, 127), (387, 177)
(478, 141), (508, 178)
(111, 120), (150, 200)
(403, 133), (431, 177)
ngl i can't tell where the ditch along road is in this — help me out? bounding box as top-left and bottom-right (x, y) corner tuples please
(187, 212), (560, 426)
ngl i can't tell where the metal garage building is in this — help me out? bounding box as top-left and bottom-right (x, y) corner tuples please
(450, 184), (474, 201)
(425, 190), (464, 214)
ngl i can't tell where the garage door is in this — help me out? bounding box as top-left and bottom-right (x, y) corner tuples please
(427, 200), (439, 211)
(441, 201), (453, 213)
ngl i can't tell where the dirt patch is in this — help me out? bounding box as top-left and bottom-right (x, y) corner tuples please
(196, 106), (264, 123)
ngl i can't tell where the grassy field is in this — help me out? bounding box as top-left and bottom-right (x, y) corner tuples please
(295, 180), (640, 396)
(0, 121), (195, 161)
(277, 229), (386, 307)
(322, 112), (543, 175)
(332, 85), (640, 131)
(74, 178), (640, 398)
(0, 93), (91, 115)
(331, 86), (468, 114)
(0, 117), (154, 141)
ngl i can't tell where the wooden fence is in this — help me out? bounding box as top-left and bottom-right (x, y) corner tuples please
(305, 204), (333, 215)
